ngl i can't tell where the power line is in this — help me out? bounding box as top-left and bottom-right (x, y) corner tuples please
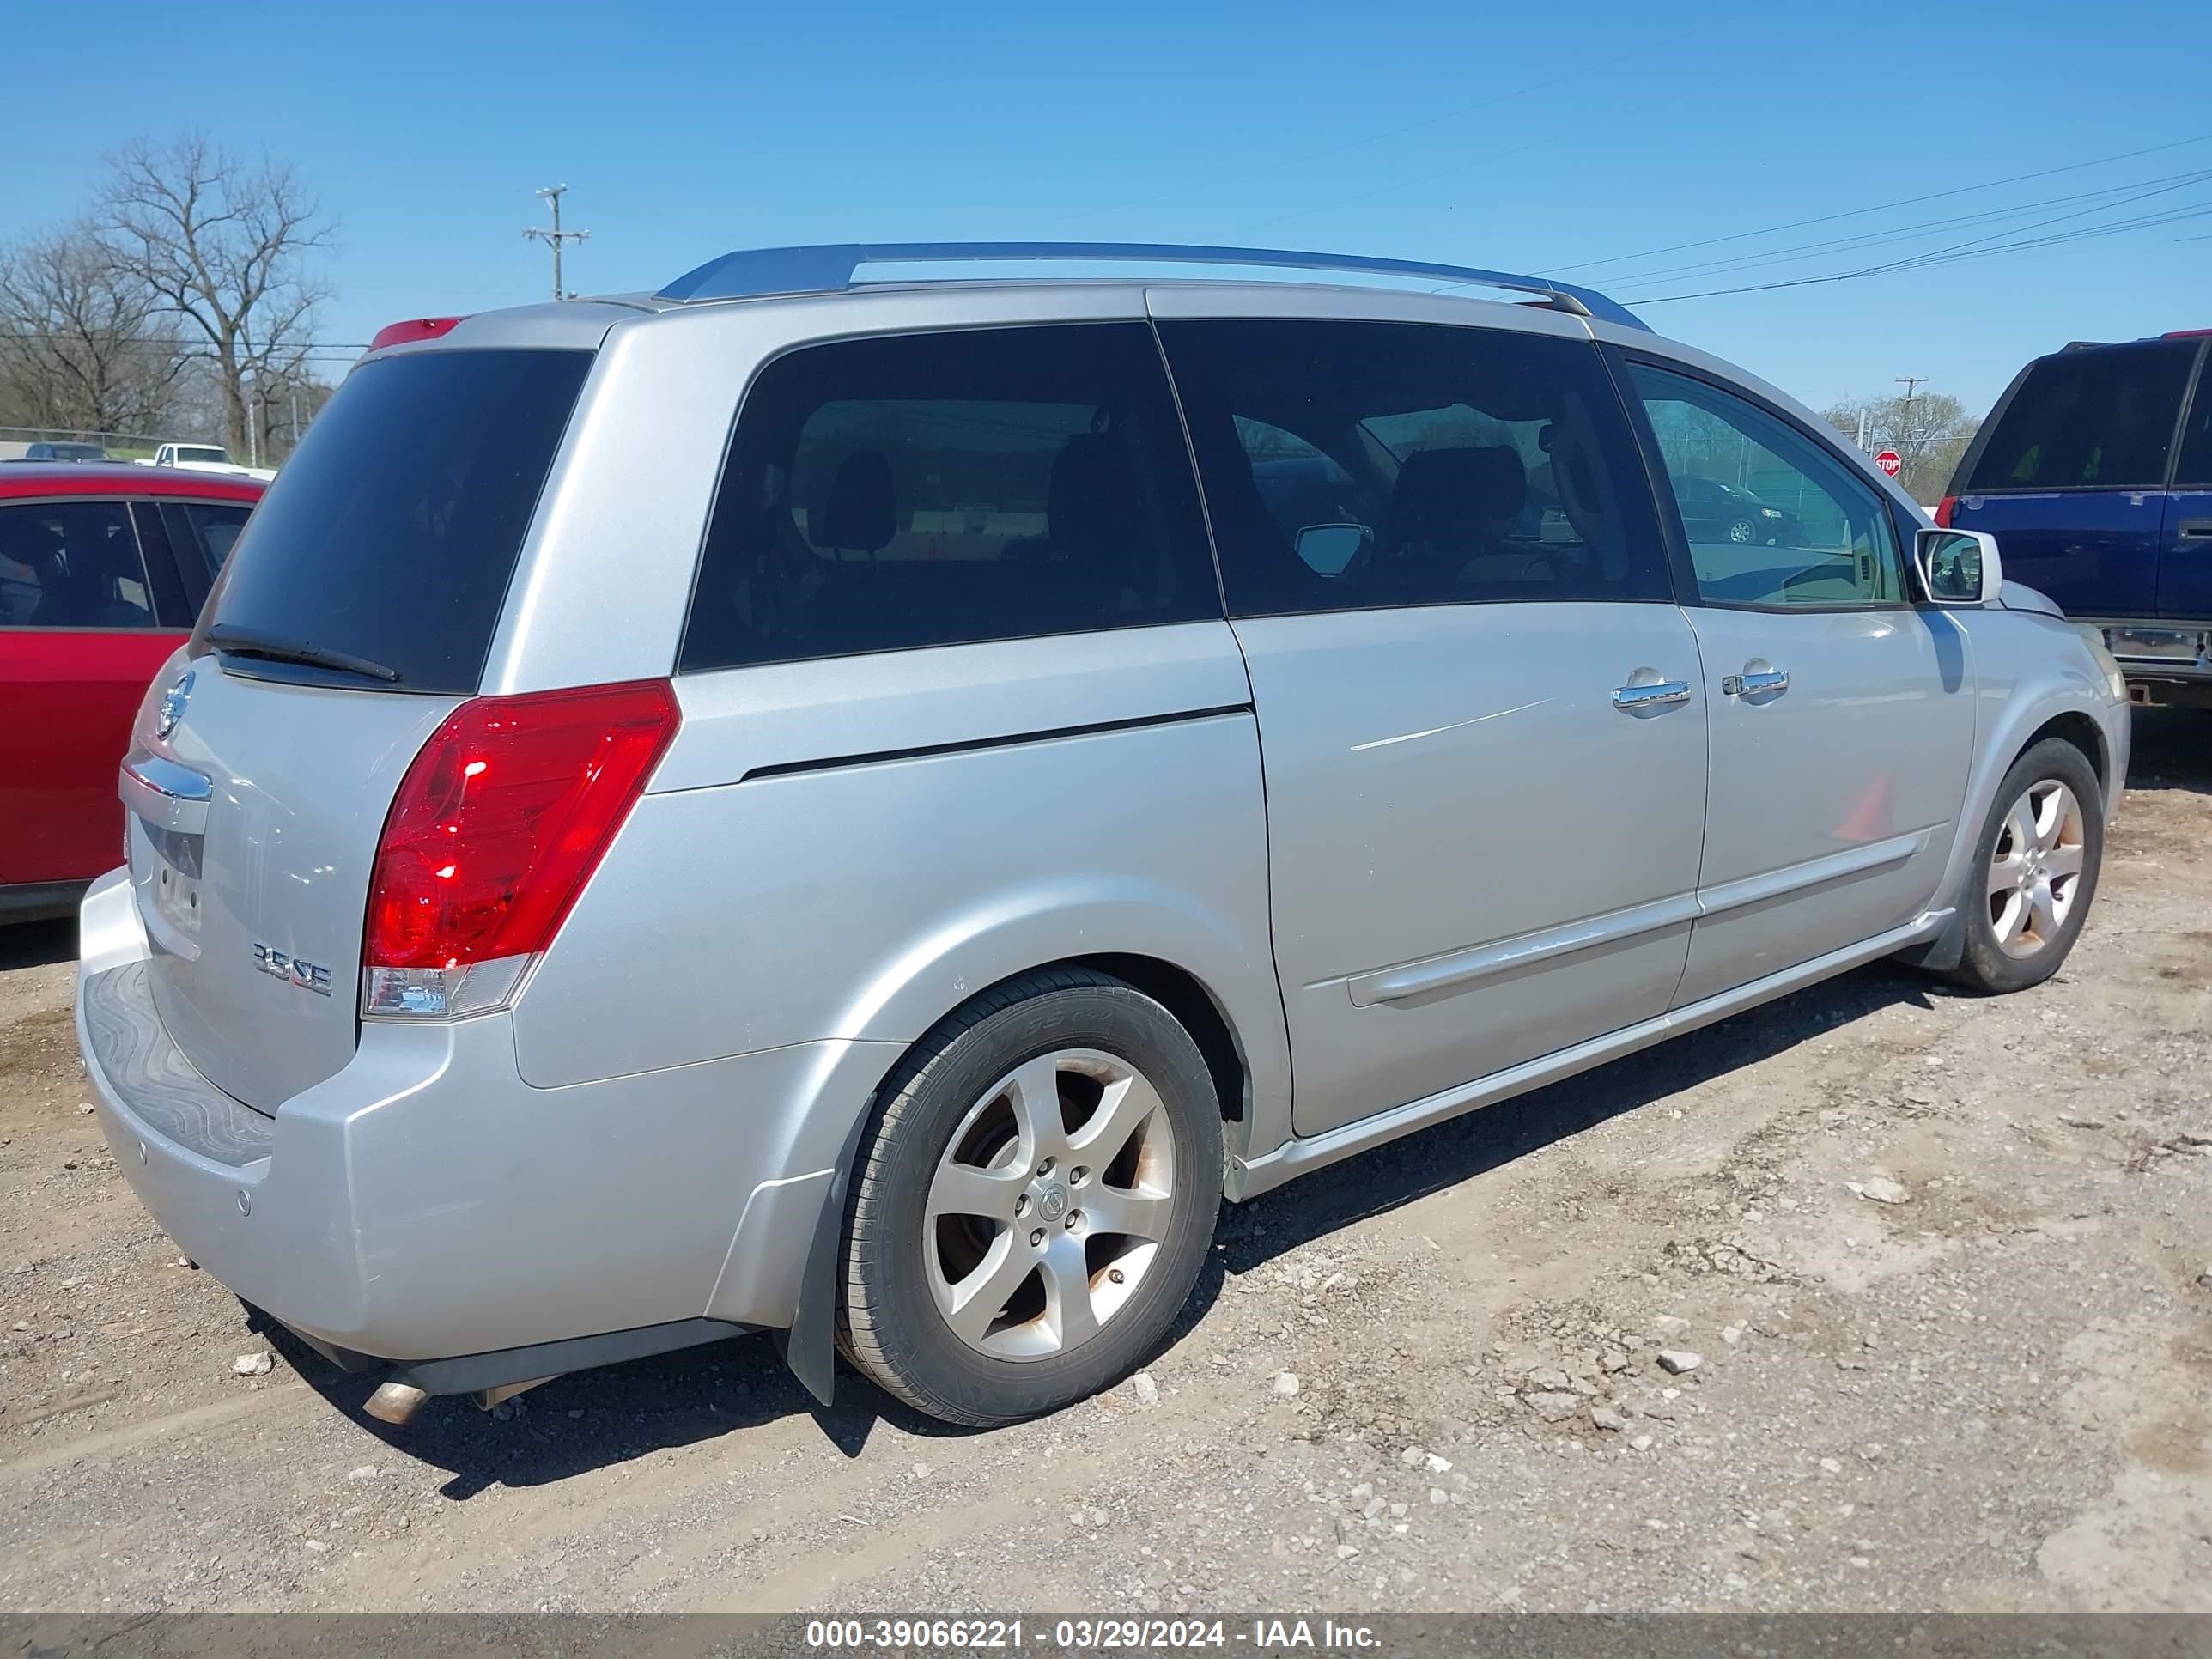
(2, 334), (375, 362)
(1834, 169), (2212, 283)
(1547, 131), (2212, 275)
(1589, 167), (2212, 289)
(1624, 194), (2212, 306)
(524, 184), (589, 302)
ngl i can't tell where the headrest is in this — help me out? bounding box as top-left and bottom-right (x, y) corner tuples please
(1386, 446), (1527, 548)
(0, 513), (64, 568)
(811, 450), (896, 554)
(1046, 433), (1140, 552)
(87, 521), (146, 582)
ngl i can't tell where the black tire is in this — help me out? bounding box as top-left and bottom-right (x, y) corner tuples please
(1724, 515), (1759, 545)
(839, 968), (1222, 1427)
(1945, 737), (2105, 995)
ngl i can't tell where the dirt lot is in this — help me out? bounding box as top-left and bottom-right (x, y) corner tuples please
(2, 713), (2208, 1615)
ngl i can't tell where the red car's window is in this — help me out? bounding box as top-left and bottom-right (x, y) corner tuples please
(0, 501), (158, 629)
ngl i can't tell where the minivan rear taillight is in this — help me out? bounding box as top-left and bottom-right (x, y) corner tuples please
(362, 680), (680, 1018)
(1934, 495), (1958, 528)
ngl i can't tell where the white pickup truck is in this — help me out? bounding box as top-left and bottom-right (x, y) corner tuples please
(137, 442), (277, 483)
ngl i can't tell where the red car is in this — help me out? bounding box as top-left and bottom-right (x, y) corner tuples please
(2, 463), (264, 921)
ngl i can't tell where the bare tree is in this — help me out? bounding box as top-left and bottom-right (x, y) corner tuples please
(98, 132), (333, 456)
(1823, 390), (1981, 503)
(0, 222), (185, 437)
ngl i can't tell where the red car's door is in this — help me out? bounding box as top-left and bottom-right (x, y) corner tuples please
(1, 499), (185, 888)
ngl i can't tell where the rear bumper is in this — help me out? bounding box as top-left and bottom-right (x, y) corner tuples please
(74, 869), (898, 1376)
(2078, 619), (2212, 688)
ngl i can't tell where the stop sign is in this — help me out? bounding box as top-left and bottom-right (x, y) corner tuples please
(1875, 449), (1902, 477)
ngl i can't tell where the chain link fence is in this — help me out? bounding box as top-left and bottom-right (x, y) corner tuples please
(0, 423), (197, 462)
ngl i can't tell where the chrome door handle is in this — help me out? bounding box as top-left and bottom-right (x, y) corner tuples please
(1612, 679), (1692, 710)
(1723, 669), (1790, 697)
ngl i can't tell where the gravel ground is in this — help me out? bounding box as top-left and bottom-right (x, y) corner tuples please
(2, 712), (2208, 1614)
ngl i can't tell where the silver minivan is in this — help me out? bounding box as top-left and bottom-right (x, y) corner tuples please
(76, 243), (2130, 1427)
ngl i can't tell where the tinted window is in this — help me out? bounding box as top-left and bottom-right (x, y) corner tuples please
(199, 349), (591, 693)
(1158, 319), (1668, 616)
(1965, 340), (2197, 492)
(1633, 364), (1905, 609)
(173, 501), (252, 581)
(0, 501), (156, 629)
(2179, 356), (2212, 488)
(681, 323), (1217, 672)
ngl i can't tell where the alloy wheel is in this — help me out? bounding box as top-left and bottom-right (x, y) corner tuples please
(923, 1048), (1177, 1360)
(1987, 779), (2086, 958)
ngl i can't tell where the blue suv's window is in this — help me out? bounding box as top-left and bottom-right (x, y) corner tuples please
(1966, 340), (2197, 492)
(682, 322), (1218, 672)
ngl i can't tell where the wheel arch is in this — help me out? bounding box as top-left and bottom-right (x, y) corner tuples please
(2020, 709), (2111, 802)
(852, 949), (1267, 1164)
(1899, 684), (2118, 975)
(826, 881), (1291, 1161)
(1069, 952), (1251, 1129)
(779, 951), (1259, 1413)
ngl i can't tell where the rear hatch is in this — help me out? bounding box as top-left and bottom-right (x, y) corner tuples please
(126, 345), (594, 1112)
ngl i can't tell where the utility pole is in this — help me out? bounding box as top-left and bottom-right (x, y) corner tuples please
(524, 184), (590, 301)
(1893, 375), (1927, 457)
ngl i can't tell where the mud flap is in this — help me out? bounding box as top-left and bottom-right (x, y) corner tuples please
(1893, 905), (1966, 973)
(774, 1102), (874, 1407)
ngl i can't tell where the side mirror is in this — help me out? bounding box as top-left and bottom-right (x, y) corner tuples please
(1915, 527), (2002, 605)
(1296, 523), (1370, 576)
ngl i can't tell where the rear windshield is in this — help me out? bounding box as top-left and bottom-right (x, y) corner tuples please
(1964, 339), (2196, 493)
(199, 348), (592, 692)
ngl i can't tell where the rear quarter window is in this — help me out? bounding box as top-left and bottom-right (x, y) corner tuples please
(1966, 340), (2197, 492)
(198, 349), (592, 693)
(679, 321), (1218, 672)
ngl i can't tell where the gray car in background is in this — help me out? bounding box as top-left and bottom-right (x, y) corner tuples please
(76, 243), (2130, 1428)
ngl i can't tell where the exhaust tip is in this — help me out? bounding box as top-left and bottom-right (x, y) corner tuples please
(363, 1380), (432, 1425)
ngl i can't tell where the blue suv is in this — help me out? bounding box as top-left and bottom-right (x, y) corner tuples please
(1943, 331), (2212, 708)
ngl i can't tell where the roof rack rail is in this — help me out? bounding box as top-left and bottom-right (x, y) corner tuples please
(656, 241), (1649, 331)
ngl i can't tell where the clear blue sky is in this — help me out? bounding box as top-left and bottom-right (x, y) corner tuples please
(6, 0), (2208, 416)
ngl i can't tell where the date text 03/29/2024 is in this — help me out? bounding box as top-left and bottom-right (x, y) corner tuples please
(802, 1619), (1382, 1651)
